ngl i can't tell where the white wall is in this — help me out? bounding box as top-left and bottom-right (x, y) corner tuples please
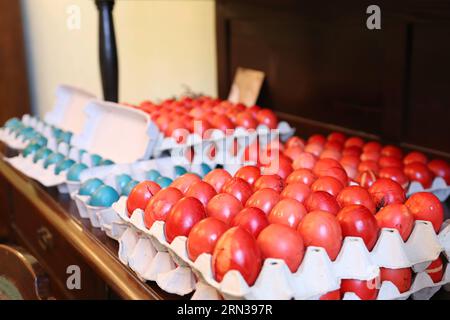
(21, 0), (217, 116)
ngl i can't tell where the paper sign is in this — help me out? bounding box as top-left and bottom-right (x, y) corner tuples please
(228, 67), (265, 106)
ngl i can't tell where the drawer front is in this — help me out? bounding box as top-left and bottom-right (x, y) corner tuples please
(11, 189), (107, 299)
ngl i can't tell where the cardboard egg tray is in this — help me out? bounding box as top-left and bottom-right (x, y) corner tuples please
(152, 121), (295, 167)
(0, 85), (96, 150)
(4, 97), (162, 192)
(43, 85), (96, 134)
(0, 115), (53, 150)
(112, 194), (450, 300)
(71, 158), (193, 240)
(406, 177), (450, 202)
(4, 139), (111, 193)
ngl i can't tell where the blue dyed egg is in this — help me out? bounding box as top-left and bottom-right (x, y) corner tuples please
(115, 174), (132, 193)
(33, 147), (52, 163)
(59, 131), (73, 144)
(79, 178), (104, 196)
(22, 143), (41, 158)
(89, 185), (119, 207)
(52, 128), (63, 140)
(200, 163), (212, 176)
(146, 169), (161, 181)
(54, 159), (76, 175)
(4, 118), (21, 129)
(30, 135), (48, 147)
(156, 176), (173, 188)
(79, 149), (87, 158)
(17, 126), (35, 140)
(67, 163), (88, 181)
(100, 159), (115, 166)
(43, 153), (65, 169)
(121, 180), (139, 196)
(174, 166), (188, 177)
(90, 154), (102, 167)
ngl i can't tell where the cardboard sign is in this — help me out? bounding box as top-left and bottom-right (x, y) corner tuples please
(228, 67), (265, 106)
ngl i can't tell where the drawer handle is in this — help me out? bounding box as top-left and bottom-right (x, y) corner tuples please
(37, 227), (53, 251)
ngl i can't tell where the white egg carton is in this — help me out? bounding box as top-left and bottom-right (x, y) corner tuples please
(341, 261), (450, 300)
(71, 157), (192, 239)
(3, 140), (109, 193)
(0, 126), (29, 150)
(112, 188), (450, 300)
(0, 85), (95, 150)
(152, 122), (295, 167)
(406, 177), (450, 202)
(70, 99), (159, 164)
(5, 99), (164, 194)
(0, 115), (53, 151)
(43, 85), (96, 134)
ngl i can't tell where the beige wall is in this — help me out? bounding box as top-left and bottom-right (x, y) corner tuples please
(21, 0), (217, 116)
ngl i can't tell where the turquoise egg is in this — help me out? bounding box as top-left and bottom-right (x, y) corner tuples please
(54, 159), (76, 175)
(79, 178), (104, 196)
(11, 122), (25, 134)
(59, 131), (73, 144)
(122, 180), (139, 196)
(67, 163), (88, 181)
(79, 149), (87, 158)
(52, 128), (63, 140)
(146, 169), (161, 181)
(30, 135), (48, 147)
(22, 143), (41, 158)
(90, 154), (102, 167)
(16, 126), (35, 139)
(156, 176), (172, 188)
(4, 118), (21, 129)
(174, 166), (188, 177)
(23, 129), (38, 141)
(43, 153), (65, 169)
(89, 185), (119, 207)
(115, 174), (132, 193)
(33, 147), (52, 163)
(200, 163), (212, 176)
(100, 159), (115, 166)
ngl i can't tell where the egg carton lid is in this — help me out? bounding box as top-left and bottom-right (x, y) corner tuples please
(70, 100), (159, 164)
(44, 85), (96, 135)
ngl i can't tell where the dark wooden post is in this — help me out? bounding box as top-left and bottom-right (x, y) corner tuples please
(95, 0), (118, 102)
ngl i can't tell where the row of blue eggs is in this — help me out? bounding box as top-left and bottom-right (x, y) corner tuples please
(78, 178), (120, 207)
(21, 141), (115, 181)
(3, 117), (73, 146)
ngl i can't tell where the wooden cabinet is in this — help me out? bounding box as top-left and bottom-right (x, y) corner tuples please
(11, 190), (107, 299)
(0, 155), (181, 300)
(217, 0), (450, 157)
(0, 0), (30, 123)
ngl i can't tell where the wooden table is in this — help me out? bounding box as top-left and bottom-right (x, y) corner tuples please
(0, 151), (184, 300)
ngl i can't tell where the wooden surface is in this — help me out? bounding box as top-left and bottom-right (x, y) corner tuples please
(0, 154), (185, 300)
(0, 244), (51, 300)
(216, 0), (450, 159)
(0, 0), (30, 123)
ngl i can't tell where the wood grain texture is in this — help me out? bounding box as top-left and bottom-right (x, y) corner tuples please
(216, 0), (450, 158)
(0, 152), (185, 300)
(0, 244), (51, 300)
(0, 0), (30, 122)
